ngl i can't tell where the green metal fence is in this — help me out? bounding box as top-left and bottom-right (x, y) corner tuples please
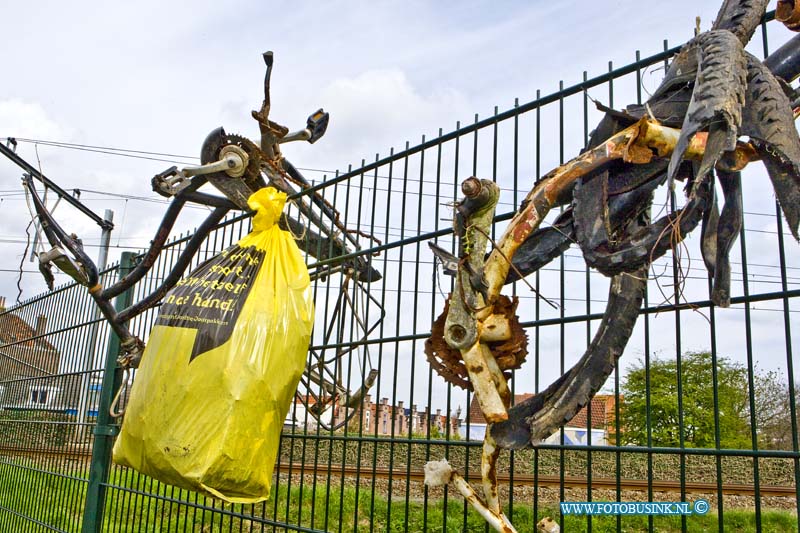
(1, 14), (799, 533)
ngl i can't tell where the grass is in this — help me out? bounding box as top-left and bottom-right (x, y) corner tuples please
(0, 460), (797, 532)
(262, 485), (797, 532)
(0, 461), (85, 531)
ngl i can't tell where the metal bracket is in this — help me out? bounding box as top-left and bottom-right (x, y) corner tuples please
(93, 425), (119, 437)
(39, 246), (89, 286)
(443, 178), (500, 351)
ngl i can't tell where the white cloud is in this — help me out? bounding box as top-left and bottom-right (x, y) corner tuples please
(0, 99), (71, 141)
(315, 68), (470, 161)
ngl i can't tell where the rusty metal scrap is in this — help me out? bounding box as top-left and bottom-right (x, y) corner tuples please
(426, 1), (800, 532)
(778, 0), (800, 30)
(423, 459), (518, 533)
(481, 116), (761, 303)
(426, 295), (527, 391)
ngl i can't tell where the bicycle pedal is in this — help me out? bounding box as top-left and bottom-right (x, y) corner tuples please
(306, 109), (329, 144)
(152, 166), (191, 196)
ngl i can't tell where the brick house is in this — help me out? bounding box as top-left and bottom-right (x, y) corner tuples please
(308, 395), (462, 436)
(464, 392), (618, 444)
(0, 296), (63, 410)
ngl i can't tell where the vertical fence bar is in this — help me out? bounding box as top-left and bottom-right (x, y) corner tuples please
(557, 78), (567, 527)
(447, 120), (461, 533)
(81, 252), (136, 533)
(406, 136), (426, 531)
(532, 87), (542, 526)
(739, 217), (763, 533)
(509, 98), (519, 525)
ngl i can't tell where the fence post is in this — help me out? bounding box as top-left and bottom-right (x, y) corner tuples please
(81, 252), (137, 533)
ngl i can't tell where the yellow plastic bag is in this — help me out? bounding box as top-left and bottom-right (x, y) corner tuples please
(112, 187), (314, 503)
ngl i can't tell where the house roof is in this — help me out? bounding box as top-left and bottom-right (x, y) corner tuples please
(0, 313), (56, 352)
(567, 395), (614, 430)
(467, 393), (614, 430)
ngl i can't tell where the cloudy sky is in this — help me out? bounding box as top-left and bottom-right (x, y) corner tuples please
(2, 1), (798, 413)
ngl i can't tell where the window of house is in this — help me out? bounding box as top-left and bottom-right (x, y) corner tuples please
(365, 411), (370, 430)
(383, 420), (387, 433)
(31, 389), (48, 404)
(29, 386), (56, 406)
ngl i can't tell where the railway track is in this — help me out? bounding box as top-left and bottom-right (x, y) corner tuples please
(2, 447), (795, 498)
(274, 462), (800, 498)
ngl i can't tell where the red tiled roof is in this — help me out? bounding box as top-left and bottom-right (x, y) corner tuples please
(0, 313), (56, 352)
(567, 395), (613, 430)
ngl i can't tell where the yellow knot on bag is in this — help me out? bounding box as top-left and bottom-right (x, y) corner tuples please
(113, 187), (314, 503)
(248, 186), (284, 230)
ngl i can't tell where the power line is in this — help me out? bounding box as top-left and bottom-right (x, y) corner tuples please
(2, 141), (798, 288)
(9, 137), (198, 160)
(0, 238), (146, 250)
(0, 268), (59, 274)
(4, 137), (197, 165)
(6, 137), (799, 225)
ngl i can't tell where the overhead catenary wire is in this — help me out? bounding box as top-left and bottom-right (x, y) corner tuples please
(0, 238), (152, 251)
(0, 349), (54, 376)
(1, 137), (198, 166)
(9, 137), (795, 218)
(4, 137), (799, 227)
(116, 199), (128, 247)
(4, 137), (198, 161)
(3, 136), (798, 295)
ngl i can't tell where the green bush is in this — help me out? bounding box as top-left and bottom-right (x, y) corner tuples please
(0, 409), (73, 448)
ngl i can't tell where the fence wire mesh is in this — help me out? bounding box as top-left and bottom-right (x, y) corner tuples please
(1, 14), (799, 533)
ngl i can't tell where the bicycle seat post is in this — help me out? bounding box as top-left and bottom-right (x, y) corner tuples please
(253, 51), (277, 158)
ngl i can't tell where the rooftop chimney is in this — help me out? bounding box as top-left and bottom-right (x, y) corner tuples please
(35, 315), (47, 336)
(0, 296), (5, 311)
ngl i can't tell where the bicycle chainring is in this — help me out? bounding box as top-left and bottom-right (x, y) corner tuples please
(204, 133), (266, 209)
(425, 295), (528, 390)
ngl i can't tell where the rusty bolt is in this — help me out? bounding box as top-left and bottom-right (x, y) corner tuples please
(448, 324), (467, 343)
(461, 177), (482, 198)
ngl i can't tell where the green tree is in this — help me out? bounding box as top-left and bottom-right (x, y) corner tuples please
(752, 369), (800, 450)
(620, 352), (752, 449)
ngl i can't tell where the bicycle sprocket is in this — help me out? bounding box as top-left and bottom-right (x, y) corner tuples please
(425, 295), (528, 390)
